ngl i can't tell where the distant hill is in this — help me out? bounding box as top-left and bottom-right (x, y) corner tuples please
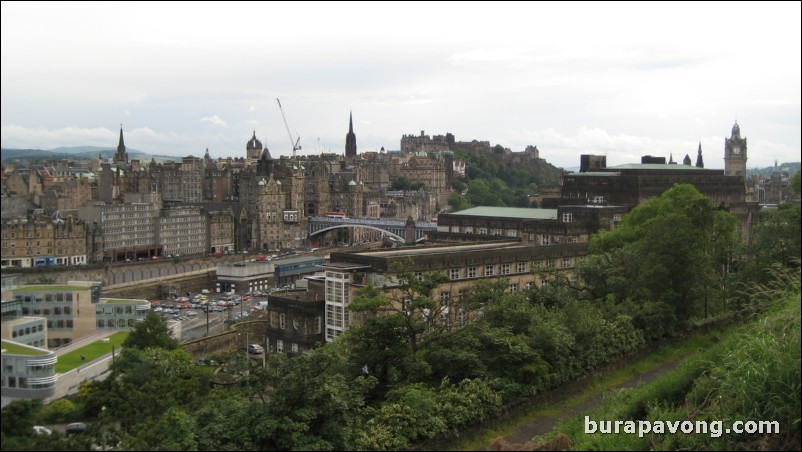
(747, 162), (800, 178)
(1, 147), (182, 164)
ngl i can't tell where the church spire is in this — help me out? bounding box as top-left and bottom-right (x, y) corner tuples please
(695, 141), (704, 168)
(345, 111), (357, 158)
(114, 124), (129, 165)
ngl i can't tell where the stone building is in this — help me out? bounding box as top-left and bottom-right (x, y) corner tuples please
(322, 242), (588, 342)
(1, 213), (88, 269)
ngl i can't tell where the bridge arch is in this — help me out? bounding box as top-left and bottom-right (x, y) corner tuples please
(309, 224), (405, 242)
(308, 224), (427, 243)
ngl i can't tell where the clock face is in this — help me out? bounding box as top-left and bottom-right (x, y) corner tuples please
(733, 147), (741, 155)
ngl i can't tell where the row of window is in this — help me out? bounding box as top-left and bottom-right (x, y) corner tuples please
(446, 258), (575, 281)
(97, 318), (138, 328)
(21, 306), (72, 316)
(11, 324), (44, 338)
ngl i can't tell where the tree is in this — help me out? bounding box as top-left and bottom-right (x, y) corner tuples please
(791, 170), (801, 194)
(589, 183), (737, 327)
(743, 202), (801, 281)
(122, 310), (179, 350)
(350, 258), (450, 353)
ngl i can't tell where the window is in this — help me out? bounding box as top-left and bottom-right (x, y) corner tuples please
(280, 313), (286, 329)
(494, 228), (502, 236)
(541, 234), (551, 245)
(562, 212), (573, 223)
(548, 259), (556, 268)
(570, 235), (579, 243)
(593, 195), (605, 204)
(458, 309), (469, 326)
(484, 265), (494, 276)
(315, 316), (322, 334)
(440, 291), (450, 307)
(509, 283), (518, 292)
(517, 262), (527, 273)
(450, 268), (460, 280)
(464, 226), (473, 234)
(507, 229), (517, 237)
(415, 272), (424, 281)
(467, 266), (477, 278)
(562, 257), (571, 268)
(276, 339), (284, 353)
(291, 343), (299, 353)
(526, 281), (534, 289)
(479, 227), (487, 235)
(501, 263), (511, 275)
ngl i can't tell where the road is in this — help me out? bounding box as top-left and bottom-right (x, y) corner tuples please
(175, 300), (260, 342)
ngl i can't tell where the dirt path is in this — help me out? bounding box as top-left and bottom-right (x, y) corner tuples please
(496, 357), (686, 448)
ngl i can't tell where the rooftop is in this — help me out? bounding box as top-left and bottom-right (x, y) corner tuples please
(11, 285), (91, 293)
(101, 298), (149, 304)
(345, 242), (526, 259)
(1, 340), (50, 356)
(448, 206), (558, 220)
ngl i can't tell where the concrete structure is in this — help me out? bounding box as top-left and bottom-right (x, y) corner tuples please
(1, 340), (57, 402)
(214, 255), (326, 295)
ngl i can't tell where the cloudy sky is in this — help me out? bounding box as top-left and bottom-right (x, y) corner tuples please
(2, 2), (799, 169)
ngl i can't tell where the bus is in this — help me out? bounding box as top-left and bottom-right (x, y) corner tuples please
(324, 211), (348, 219)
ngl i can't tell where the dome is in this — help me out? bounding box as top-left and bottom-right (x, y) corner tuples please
(258, 178), (266, 186)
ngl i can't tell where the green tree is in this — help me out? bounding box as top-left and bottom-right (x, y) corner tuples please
(589, 183), (737, 327)
(122, 310), (179, 350)
(350, 259), (450, 353)
(743, 202), (801, 282)
(791, 170), (801, 194)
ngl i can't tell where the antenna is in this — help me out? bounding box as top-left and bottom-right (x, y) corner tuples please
(276, 98), (301, 158)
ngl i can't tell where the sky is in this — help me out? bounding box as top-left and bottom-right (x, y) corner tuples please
(2, 1), (800, 170)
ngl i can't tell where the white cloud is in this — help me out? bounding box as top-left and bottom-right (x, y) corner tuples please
(200, 115), (228, 127)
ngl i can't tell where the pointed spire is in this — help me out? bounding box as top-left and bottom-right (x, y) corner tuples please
(345, 111), (357, 158)
(683, 154), (692, 166)
(118, 124), (125, 149)
(669, 153), (675, 164)
(695, 142), (704, 168)
(114, 124), (129, 165)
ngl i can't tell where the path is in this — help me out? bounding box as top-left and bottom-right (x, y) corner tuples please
(494, 357), (686, 448)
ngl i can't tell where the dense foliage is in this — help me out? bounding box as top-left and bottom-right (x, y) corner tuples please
(3, 185), (798, 451)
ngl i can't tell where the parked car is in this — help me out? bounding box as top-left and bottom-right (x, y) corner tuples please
(247, 344), (264, 354)
(32, 425), (52, 436)
(66, 422), (87, 435)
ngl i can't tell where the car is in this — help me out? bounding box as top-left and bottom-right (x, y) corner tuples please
(66, 422), (87, 435)
(247, 344), (264, 354)
(32, 425), (52, 436)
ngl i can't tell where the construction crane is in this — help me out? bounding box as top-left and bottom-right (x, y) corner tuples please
(276, 98), (301, 158)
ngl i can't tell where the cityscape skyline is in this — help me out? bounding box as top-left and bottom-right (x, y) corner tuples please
(2, 2), (800, 169)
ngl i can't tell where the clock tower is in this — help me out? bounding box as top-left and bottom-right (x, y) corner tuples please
(724, 121), (747, 179)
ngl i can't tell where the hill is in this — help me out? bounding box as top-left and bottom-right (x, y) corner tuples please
(1, 147), (181, 164)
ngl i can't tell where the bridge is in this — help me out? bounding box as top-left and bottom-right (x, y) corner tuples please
(308, 216), (437, 243)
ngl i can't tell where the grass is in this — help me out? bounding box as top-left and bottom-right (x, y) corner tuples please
(102, 298), (148, 304)
(13, 285), (91, 292)
(1, 340), (50, 356)
(448, 329), (727, 451)
(55, 332), (129, 373)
